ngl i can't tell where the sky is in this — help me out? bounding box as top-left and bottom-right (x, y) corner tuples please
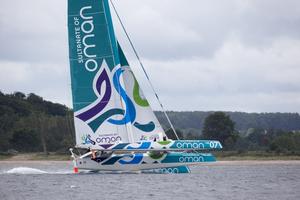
(1, 0), (300, 113)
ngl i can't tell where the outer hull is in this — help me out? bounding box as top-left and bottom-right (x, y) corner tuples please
(74, 152), (216, 172)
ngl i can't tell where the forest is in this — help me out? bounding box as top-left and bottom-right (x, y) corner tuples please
(0, 91), (299, 155)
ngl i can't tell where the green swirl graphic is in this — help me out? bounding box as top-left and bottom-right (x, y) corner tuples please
(133, 76), (149, 107)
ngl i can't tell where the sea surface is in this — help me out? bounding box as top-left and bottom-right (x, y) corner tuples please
(0, 160), (299, 200)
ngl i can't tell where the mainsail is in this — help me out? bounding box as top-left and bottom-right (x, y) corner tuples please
(68, 0), (165, 149)
(117, 43), (165, 142)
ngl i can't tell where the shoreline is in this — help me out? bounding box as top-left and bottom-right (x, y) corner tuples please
(1, 153), (300, 163)
(0, 153), (72, 161)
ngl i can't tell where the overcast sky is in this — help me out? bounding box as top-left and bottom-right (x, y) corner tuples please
(1, 0), (300, 113)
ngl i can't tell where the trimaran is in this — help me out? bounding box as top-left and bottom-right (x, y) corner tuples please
(67, 0), (222, 173)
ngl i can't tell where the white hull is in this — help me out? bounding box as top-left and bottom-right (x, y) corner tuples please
(75, 157), (190, 171)
(71, 150), (216, 172)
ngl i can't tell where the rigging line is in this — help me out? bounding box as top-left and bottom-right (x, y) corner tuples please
(109, 0), (179, 140)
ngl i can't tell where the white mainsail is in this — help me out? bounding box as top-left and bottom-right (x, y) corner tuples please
(118, 44), (165, 142)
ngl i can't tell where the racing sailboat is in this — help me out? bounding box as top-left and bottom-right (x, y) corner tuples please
(67, 0), (222, 173)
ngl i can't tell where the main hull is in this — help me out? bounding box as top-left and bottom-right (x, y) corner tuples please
(72, 151), (216, 172)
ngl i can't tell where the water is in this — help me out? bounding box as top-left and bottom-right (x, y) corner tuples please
(0, 161), (299, 200)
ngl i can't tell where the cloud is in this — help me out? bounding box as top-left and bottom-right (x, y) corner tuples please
(114, 0), (300, 60)
(137, 37), (300, 112)
(0, 61), (71, 106)
(0, 0), (67, 62)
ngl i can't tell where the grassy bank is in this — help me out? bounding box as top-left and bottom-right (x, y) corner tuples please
(0, 152), (71, 161)
(29, 153), (71, 161)
(0, 154), (13, 160)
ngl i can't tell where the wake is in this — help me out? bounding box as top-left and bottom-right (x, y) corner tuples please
(3, 167), (164, 175)
(4, 167), (72, 175)
(3, 167), (135, 175)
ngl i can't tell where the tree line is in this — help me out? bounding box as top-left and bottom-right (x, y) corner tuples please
(0, 91), (299, 154)
(0, 91), (74, 153)
(155, 111), (300, 135)
(200, 112), (300, 154)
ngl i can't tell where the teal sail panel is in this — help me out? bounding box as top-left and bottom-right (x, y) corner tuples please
(68, 0), (119, 111)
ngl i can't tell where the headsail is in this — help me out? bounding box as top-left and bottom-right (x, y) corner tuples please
(67, 0), (165, 149)
(117, 43), (165, 142)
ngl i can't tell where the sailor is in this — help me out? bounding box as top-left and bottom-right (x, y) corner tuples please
(91, 150), (97, 160)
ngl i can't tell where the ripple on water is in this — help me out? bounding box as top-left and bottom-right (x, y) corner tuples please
(0, 162), (299, 200)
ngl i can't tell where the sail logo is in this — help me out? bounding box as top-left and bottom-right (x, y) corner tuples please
(96, 136), (122, 144)
(73, 6), (98, 72)
(81, 134), (96, 145)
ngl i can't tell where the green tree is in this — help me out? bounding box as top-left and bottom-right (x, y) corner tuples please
(0, 105), (17, 151)
(0, 91), (76, 153)
(10, 128), (40, 152)
(246, 128), (270, 149)
(13, 92), (26, 99)
(202, 112), (238, 148)
(269, 131), (300, 153)
(234, 136), (251, 152)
